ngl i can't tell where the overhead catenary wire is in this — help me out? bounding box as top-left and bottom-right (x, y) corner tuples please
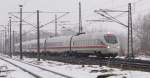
(9, 13), (36, 28)
(40, 12), (69, 28)
(102, 11), (128, 27)
(95, 11), (128, 27)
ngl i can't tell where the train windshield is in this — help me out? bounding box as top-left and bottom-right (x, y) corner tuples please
(104, 34), (118, 44)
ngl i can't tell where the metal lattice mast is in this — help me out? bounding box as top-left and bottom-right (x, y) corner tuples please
(9, 17), (12, 58)
(79, 1), (82, 34)
(37, 10), (40, 61)
(128, 3), (134, 58)
(19, 5), (23, 59)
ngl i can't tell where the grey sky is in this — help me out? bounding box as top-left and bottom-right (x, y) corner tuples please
(0, 0), (150, 34)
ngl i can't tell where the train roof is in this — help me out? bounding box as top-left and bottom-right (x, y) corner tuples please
(15, 38), (46, 46)
(15, 32), (116, 46)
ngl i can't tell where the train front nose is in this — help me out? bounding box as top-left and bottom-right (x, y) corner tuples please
(104, 33), (119, 56)
(107, 45), (120, 54)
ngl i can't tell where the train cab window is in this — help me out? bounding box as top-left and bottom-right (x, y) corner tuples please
(104, 34), (118, 44)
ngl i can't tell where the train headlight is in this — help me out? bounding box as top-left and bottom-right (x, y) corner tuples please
(107, 46), (110, 48)
(116, 46), (120, 48)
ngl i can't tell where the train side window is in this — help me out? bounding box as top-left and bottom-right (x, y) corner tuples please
(92, 40), (94, 45)
(88, 40), (89, 45)
(77, 40), (79, 46)
(73, 41), (75, 46)
(75, 41), (77, 46)
(76, 41), (77, 46)
(80, 40), (82, 46)
(83, 40), (84, 46)
(94, 40), (96, 45)
(89, 40), (91, 45)
(86, 40), (88, 45)
(72, 41), (74, 45)
(75, 41), (76, 45)
(97, 39), (102, 45)
(79, 40), (81, 46)
(81, 40), (82, 46)
(83, 40), (85, 46)
(101, 41), (105, 45)
(82, 40), (84, 46)
(76, 41), (77, 45)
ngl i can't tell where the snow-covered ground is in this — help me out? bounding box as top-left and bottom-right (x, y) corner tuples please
(0, 58), (35, 78)
(0, 55), (150, 78)
(14, 56), (150, 78)
(117, 55), (150, 61)
(135, 55), (150, 61)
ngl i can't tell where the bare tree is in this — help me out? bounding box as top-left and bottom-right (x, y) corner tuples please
(134, 13), (150, 55)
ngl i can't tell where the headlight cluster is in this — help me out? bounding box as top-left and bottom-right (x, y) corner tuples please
(107, 46), (120, 49)
(116, 46), (120, 48)
(107, 46), (110, 48)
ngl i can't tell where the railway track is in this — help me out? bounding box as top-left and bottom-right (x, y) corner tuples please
(43, 55), (150, 71)
(0, 56), (73, 78)
(1, 54), (150, 78)
(105, 58), (150, 71)
(0, 57), (41, 78)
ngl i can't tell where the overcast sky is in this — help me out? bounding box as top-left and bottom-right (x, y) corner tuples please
(0, 0), (150, 34)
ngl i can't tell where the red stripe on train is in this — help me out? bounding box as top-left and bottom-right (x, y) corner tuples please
(46, 45), (107, 49)
(27, 45), (107, 50)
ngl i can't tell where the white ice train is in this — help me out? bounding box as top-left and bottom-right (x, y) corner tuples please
(15, 32), (120, 57)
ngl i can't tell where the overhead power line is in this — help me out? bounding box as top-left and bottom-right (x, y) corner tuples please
(94, 10), (128, 27)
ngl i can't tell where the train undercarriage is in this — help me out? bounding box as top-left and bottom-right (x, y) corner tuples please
(13, 51), (118, 59)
